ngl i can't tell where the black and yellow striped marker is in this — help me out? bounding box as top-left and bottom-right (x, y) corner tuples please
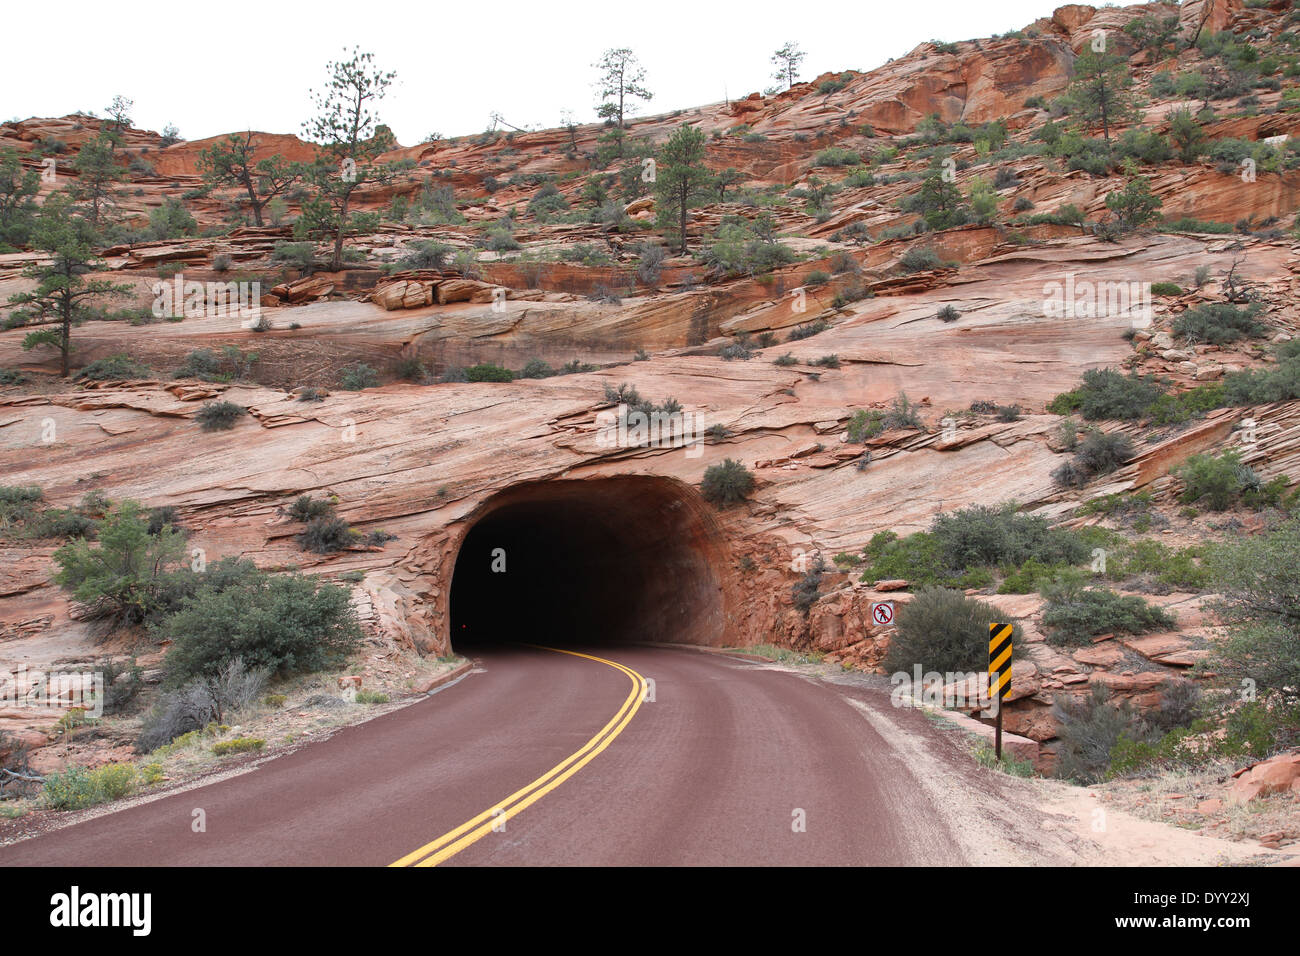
(989, 622), (1013, 759)
(988, 622), (1013, 702)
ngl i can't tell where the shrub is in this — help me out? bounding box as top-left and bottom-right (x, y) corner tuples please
(1172, 302), (1266, 345)
(399, 240), (454, 270)
(340, 363), (380, 391)
(937, 305), (960, 322)
(1040, 576), (1175, 646)
(995, 404), (1021, 422)
(158, 574), (362, 686)
(1047, 367), (1163, 420)
(787, 319), (829, 342)
(814, 147), (862, 167)
(466, 363), (514, 382)
(701, 459), (754, 507)
(1173, 449), (1261, 510)
(297, 516), (358, 553)
(773, 352), (798, 367)
(53, 501), (188, 628)
(75, 354), (151, 381)
(287, 494), (335, 522)
(804, 270), (830, 287)
(1053, 685), (1146, 784)
(810, 354), (840, 368)
(1149, 281), (1183, 296)
(636, 243), (667, 285)
(881, 392), (922, 431)
(898, 247), (943, 273)
(847, 409), (885, 442)
(719, 340), (755, 361)
(212, 737), (266, 756)
(42, 763), (137, 810)
(792, 558), (825, 613)
(884, 587), (1021, 674)
(931, 502), (1089, 570)
(196, 400), (244, 431)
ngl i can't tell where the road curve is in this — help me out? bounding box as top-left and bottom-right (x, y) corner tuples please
(0, 645), (967, 866)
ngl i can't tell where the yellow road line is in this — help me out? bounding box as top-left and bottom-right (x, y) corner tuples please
(390, 645), (646, 867)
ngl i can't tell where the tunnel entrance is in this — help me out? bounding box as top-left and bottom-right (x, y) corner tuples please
(448, 476), (729, 650)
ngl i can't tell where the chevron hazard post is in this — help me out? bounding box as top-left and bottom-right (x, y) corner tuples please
(989, 622), (1013, 759)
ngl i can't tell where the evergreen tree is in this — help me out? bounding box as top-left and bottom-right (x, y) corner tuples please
(6, 193), (132, 377)
(0, 147), (41, 248)
(198, 131), (300, 227)
(299, 48), (402, 271)
(1065, 51), (1138, 143)
(771, 42), (806, 90)
(655, 124), (711, 254)
(593, 48), (652, 129)
(70, 132), (124, 225)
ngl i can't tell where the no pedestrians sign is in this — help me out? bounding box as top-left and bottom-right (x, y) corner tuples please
(871, 601), (894, 626)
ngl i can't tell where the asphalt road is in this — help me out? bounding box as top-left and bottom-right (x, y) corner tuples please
(0, 645), (965, 866)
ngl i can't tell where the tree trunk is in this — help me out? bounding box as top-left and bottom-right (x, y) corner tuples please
(678, 185), (689, 255)
(60, 311), (70, 378)
(333, 195), (349, 272)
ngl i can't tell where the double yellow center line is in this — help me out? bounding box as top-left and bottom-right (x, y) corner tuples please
(389, 645), (647, 867)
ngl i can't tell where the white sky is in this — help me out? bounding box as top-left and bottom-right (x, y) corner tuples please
(1, 0), (1142, 144)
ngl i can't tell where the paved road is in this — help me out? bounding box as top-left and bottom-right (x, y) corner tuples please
(0, 645), (965, 866)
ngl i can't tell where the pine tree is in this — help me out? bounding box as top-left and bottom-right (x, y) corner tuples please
(655, 124), (711, 254)
(0, 147), (41, 248)
(70, 132), (124, 225)
(299, 48), (402, 271)
(1065, 52), (1138, 143)
(771, 42), (806, 90)
(593, 49), (652, 129)
(7, 194), (132, 377)
(198, 131), (299, 227)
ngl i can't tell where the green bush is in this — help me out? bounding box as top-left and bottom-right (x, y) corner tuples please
(212, 737), (266, 755)
(355, 690), (390, 704)
(931, 502), (1088, 570)
(158, 572), (363, 685)
(1040, 575), (1175, 646)
(701, 459), (754, 507)
(898, 247), (944, 273)
(42, 762), (137, 810)
(1149, 281), (1183, 296)
(1053, 685), (1146, 783)
(1047, 368), (1163, 420)
(466, 363), (514, 382)
(1173, 450), (1261, 510)
(287, 494), (336, 522)
(297, 516), (359, 553)
(1053, 428), (1135, 488)
(847, 409), (885, 442)
(53, 501), (189, 627)
(1173, 303), (1266, 345)
(196, 400), (244, 431)
(881, 392), (922, 430)
(340, 363), (380, 391)
(75, 354), (151, 381)
(814, 147), (862, 167)
(884, 587), (1021, 674)
(786, 320), (829, 342)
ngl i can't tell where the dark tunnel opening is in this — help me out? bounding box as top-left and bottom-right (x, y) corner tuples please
(448, 476), (729, 650)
